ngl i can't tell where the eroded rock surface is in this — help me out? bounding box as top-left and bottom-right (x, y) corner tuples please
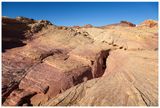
(2, 16), (53, 52)
(45, 50), (158, 106)
(2, 17), (158, 106)
(139, 20), (158, 28)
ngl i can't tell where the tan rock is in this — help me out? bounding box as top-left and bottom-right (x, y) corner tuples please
(2, 16), (158, 106)
(44, 50), (158, 106)
(139, 20), (158, 28)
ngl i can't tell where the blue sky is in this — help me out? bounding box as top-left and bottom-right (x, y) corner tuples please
(2, 2), (158, 26)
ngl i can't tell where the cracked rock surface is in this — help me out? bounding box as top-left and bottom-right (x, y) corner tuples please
(45, 50), (158, 106)
(2, 17), (158, 106)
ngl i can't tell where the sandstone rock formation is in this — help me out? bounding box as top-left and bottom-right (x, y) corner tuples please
(2, 16), (52, 52)
(139, 19), (158, 28)
(45, 50), (158, 106)
(102, 20), (136, 29)
(2, 17), (158, 106)
(83, 24), (93, 28)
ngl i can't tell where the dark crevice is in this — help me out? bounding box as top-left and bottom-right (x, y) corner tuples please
(91, 49), (110, 78)
(2, 82), (19, 103)
(67, 66), (93, 86)
(91, 60), (94, 65)
(102, 58), (107, 70)
(18, 92), (37, 106)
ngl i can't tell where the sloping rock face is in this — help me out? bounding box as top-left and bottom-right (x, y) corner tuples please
(2, 17), (158, 106)
(2, 16), (53, 52)
(45, 50), (158, 106)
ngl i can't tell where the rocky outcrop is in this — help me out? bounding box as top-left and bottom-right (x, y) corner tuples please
(72, 26), (81, 29)
(138, 20), (158, 28)
(2, 49), (37, 103)
(102, 21), (136, 29)
(3, 46), (110, 106)
(80, 23), (158, 50)
(2, 16), (53, 52)
(83, 24), (93, 28)
(2, 17), (158, 106)
(120, 21), (136, 27)
(44, 50), (158, 106)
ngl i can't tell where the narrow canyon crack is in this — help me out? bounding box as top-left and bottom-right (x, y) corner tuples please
(91, 49), (110, 78)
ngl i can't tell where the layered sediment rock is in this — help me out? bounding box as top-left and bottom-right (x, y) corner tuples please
(45, 50), (158, 106)
(2, 16), (53, 52)
(2, 17), (158, 106)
